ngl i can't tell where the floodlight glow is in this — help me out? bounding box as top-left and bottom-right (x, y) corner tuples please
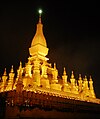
(38, 9), (42, 14)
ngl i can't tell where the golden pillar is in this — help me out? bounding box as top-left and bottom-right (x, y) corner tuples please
(7, 65), (15, 90)
(89, 76), (96, 98)
(1, 68), (8, 91)
(78, 74), (83, 93)
(33, 58), (41, 86)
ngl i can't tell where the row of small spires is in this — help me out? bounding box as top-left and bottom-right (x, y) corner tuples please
(63, 67), (92, 80)
(0, 62), (95, 98)
(0, 62), (93, 82)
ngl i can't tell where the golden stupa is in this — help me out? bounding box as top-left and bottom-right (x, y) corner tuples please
(0, 9), (100, 103)
(0, 9), (100, 118)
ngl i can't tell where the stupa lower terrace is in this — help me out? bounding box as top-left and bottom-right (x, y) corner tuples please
(0, 9), (100, 106)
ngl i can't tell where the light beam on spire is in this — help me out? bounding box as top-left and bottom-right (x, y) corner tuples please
(38, 9), (42, 17)
(38, 9), (42, 23)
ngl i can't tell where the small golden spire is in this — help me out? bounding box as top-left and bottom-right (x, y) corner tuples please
(79, 74), (82, 80)
(19, 61), (22, 69)
(2, 68), (8, 85)
(10, 65), (14, 73)
(89, 75), (92, 81)
(62, 67), (68, 84)
(3, 68), (7, 76)
(63, 67), (66, 75)
(54, 63), (56, 70)
(84, 75), (87, 81)
(71, 71), (74, 79)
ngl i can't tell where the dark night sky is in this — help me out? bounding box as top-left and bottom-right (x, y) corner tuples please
(0, 1), (100, 98)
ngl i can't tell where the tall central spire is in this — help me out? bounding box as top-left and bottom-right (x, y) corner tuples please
(38, 9), (42, 23)
(29, 9), (49, 60)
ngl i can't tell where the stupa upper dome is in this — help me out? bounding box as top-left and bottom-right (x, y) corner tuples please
(31, 17), (47, 47)
(29, 15), (49, 58)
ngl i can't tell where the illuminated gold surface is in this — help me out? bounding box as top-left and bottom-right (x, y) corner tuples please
(0, 13), (99, 104)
